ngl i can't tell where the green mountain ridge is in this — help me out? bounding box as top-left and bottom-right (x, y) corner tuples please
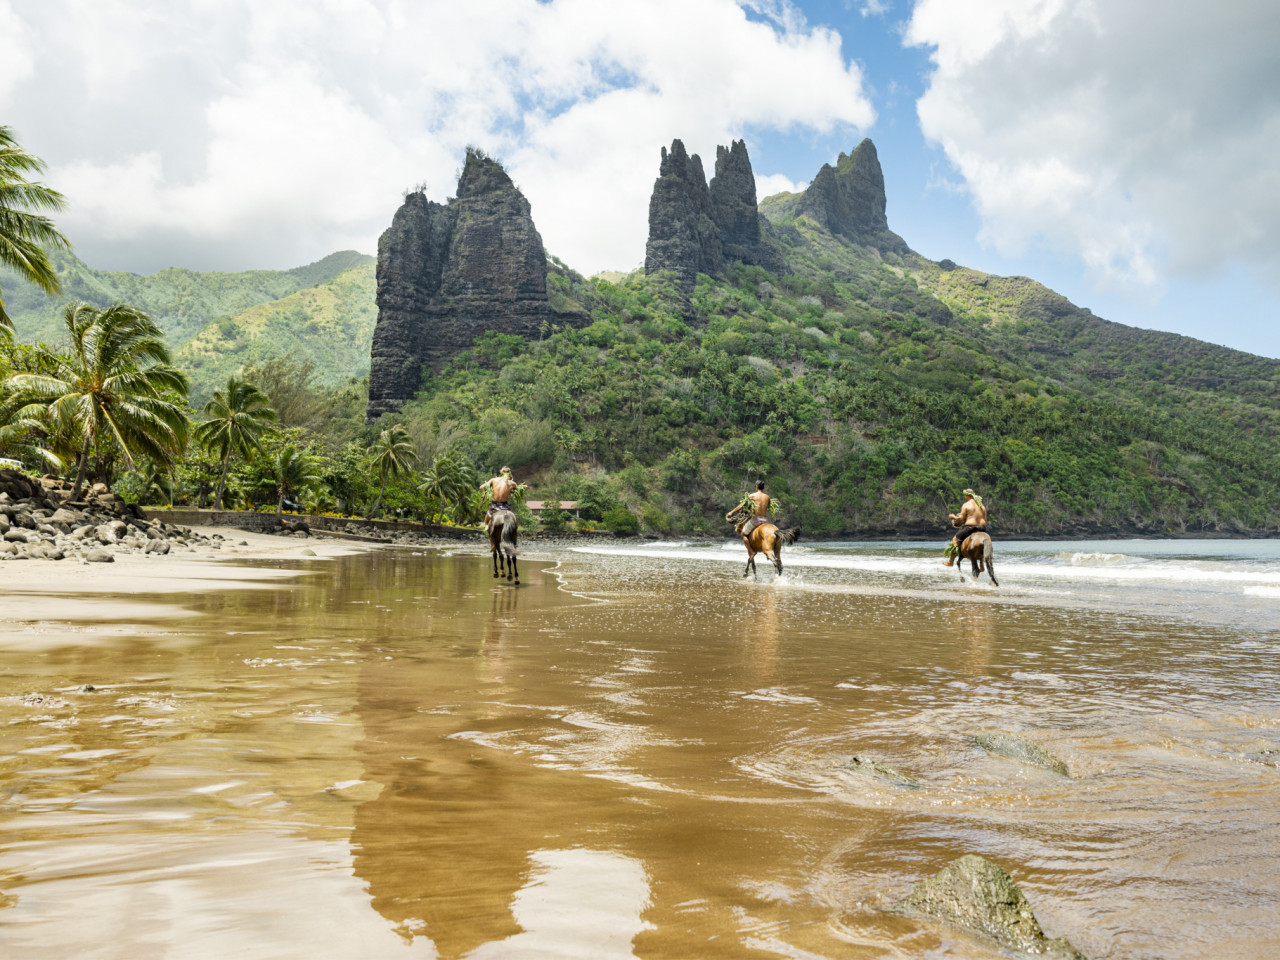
(174, 261), (376, 399)
(0, 249), (373, 351)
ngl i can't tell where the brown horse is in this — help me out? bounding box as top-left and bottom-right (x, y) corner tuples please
(956, 531), (998, 586)
(727, 506), (801, 579)
(488, 508), (520, 584)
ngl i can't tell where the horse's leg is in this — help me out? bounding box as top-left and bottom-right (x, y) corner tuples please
(510, 552), (519, 585)
(492, 542), (500, 578)
(970, 553), (980, 580)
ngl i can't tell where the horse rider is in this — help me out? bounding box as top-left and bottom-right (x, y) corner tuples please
(479, 466), (517, 535)
(944, 487), (988, 566)
(729, 480), (771, 546)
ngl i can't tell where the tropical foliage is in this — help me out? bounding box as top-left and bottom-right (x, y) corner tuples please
(195, 376), (279, 509)
(7, 302), (189, 499)
(366, 424), (418, 518)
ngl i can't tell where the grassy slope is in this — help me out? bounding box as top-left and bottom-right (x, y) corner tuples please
(0, 249), (372, 349)
(175, 262), (377, 399)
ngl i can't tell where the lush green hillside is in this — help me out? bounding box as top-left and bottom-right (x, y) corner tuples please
(0, 249), (372, 349)
(176, 262), (376, 399)
(381, 215), (1280, 538)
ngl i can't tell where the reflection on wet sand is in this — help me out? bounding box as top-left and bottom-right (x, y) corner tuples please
(2, 546), (1278, 959)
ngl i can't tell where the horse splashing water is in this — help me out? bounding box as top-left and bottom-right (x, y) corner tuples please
(956, 531), (998, 586)
(488, 508), (520, 584)
(727, 506), (801, 579)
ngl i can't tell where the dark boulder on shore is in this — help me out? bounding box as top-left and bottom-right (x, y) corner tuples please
(894, 854), (1088, 959)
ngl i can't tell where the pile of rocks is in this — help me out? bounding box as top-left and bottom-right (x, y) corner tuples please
(273, 517), (311, 538)
(0, 470), (224, 563)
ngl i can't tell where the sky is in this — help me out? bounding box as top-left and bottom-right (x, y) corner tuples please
(3, 0), (1279, 357)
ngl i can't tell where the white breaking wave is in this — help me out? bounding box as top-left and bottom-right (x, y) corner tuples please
(568, 543), (1280, 586)
(1243, 586), (1280, 598)
(1055, 551), (1142, 566)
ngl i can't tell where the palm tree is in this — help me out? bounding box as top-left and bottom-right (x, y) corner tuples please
(0, 126), (71, 334)
(8, 302), (189, 500)
(421, 449), (477, 523)
(194, 377), (278, 510)
(366, 424), (418, 518)
(269, 445), (322, 516)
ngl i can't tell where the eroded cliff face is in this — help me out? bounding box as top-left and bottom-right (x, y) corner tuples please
(367, 151), (564, 420)
(644, 138), (779, 288)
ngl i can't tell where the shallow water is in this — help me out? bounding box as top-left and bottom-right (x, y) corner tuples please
(2, 540), (1278, 959)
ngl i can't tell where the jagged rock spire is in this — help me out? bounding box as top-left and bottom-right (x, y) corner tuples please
(644, 137), (776, 287)
(795, 138), (908, 254)
(709, 140), (759, 252)
(367, 149), (566, 421)
(644, 139), (723, 288)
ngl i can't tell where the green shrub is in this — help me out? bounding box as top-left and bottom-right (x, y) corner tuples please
(603, 506), (640, 536)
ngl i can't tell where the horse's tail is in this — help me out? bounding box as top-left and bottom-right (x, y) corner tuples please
(984, 537), (998, 586)
(500, 511), (519, 555)
(777, 526), (801, 547)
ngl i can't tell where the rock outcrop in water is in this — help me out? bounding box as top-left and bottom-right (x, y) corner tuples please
(974, 733), (1070, 776)
(895, 855), (1088, 959)
(367, 149), (578, 420)
(645, 138), (779, 288)
(838, 754), (921, 789)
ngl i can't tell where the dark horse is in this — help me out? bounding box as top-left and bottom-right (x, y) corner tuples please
(956, 530), (998, 586)
(727, 506), (801, 579)
(488, 507), (520, 584)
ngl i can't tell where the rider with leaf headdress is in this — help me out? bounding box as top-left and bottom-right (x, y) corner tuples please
(944, 487), (988, 566)
(480, 466), (517, 535)
(729, 480), (777, 542)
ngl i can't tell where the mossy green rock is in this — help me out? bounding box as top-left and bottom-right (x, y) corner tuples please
(975, 733), (1069, 776)
(895, 854), (1087, 959)
(838, 754), (920, 789)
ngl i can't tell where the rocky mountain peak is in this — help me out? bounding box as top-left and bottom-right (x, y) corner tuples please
(455, 148), (517, 200)
(644, 139), (722, 288)
(796, 138), (908, 254)
(367, 152), (573, 421)
(645, 137), (778, 287)
(709, 139), (760, 252)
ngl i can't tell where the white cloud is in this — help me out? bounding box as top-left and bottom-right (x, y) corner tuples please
(0, 0), (874, 275)
(0, 1), (35, 102)
(755, 173), (809, 199)
(907, 0), (1280, 293)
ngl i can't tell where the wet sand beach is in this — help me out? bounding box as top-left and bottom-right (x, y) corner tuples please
(1, 536), (1278, 958)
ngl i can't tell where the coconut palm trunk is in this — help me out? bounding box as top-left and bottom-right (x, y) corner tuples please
(367, 473), (388, 519)
(214, 447), (232, 510)
(70, 437), (92, 501)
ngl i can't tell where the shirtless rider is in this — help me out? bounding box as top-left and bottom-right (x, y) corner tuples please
(728, 480), (771, 547)
(480, 466), (517, 535)
(944, 487), (987, 566)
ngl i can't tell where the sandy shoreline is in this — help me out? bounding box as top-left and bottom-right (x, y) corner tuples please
(0, 526), (381, 650)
